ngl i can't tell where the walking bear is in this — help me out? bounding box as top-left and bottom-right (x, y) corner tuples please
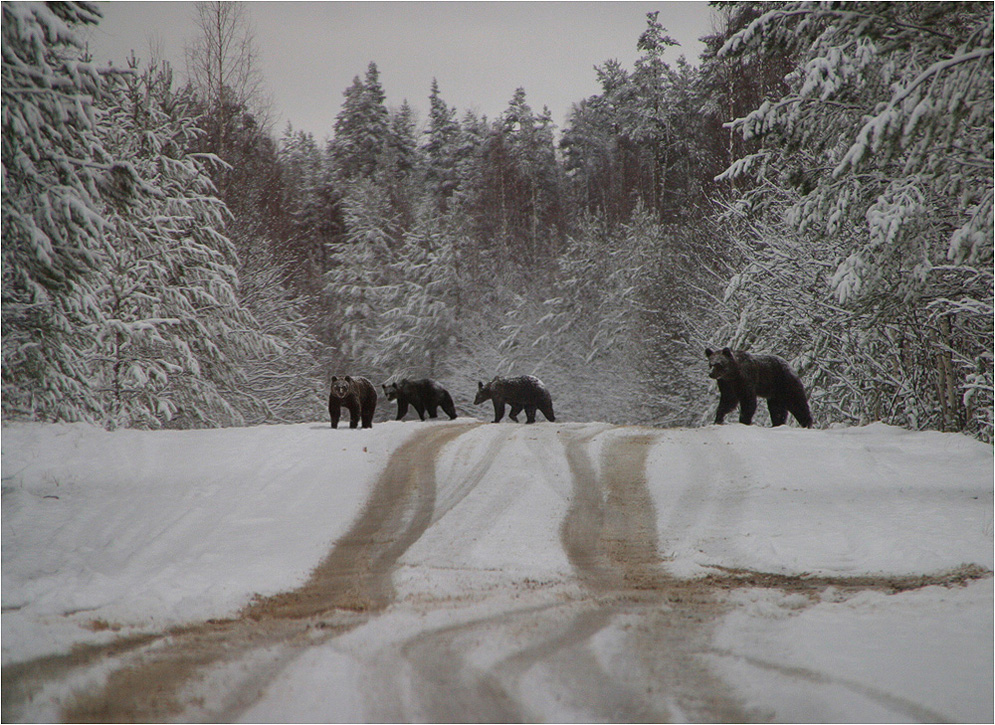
(329, 375), (377, 429)
(705, 348), (812, 428)
(474, 375), (555, 424)
(382, 378), (457, 421)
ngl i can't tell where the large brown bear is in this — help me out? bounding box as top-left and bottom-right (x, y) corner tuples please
(382, 378), (457, 421)
(706, 347), (813, 428)
(474, 375), (555, 424)
(329, 375), (377, 429)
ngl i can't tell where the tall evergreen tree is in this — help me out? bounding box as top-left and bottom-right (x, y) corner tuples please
(325, 176), (400, 372)
(423, 78), (460, 206)
(374, 212), (459, 378)
(2, 2), (113, 421)
(330, 62), (390, 181)
(278, 125), (338, 297)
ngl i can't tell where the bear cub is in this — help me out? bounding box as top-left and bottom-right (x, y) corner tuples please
(706, 347), (812, 428)
(383, 378), (457, 421)
(329, 375), (377, 429)
(474, 375), (555, 424)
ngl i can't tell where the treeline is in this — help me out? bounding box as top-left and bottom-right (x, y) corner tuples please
(3, 2), (991, 439)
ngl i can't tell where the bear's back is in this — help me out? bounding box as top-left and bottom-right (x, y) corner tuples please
(748, 355), (802, 397)
(495, 375), (548, 401)
(351, 376), (377, 401)
(404, 378), (440, 395)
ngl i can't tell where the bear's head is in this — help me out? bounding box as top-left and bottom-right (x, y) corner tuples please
(382, 382), (399, 401)
(330, 375), (353, 399)
(705, 348), (737, 380)
(474, 380), (493, 405)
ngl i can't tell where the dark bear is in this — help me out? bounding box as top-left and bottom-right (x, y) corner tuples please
(474, 375), (555, 424)
(705, 347), (813, 428)
(382, 378), (457, 421)
(328, 375), (377, 429)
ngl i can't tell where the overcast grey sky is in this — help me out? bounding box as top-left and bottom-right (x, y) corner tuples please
(85, 2), (718, 139)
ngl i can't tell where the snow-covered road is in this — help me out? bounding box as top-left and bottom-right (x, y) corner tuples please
(2, 420), (992, 721)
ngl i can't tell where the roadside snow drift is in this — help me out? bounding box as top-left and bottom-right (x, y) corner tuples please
(2, 420), (992, 722)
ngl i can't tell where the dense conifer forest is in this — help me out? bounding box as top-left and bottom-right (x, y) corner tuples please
(3, 2), (992, 439)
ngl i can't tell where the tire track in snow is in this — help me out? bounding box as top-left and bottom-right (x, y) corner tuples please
(6, 423), (989, 723)
(556, 427), (753, 721)
(3, 423), (477, 723)
(375, 424), (657, 723)
(388, 426), (745, 723)
(356, 425), (569, 722)
(558, 428), (990, 722)
(319, 426), (987, 723)
(245, 422), (476, 618)
(561, 428), (666, 592)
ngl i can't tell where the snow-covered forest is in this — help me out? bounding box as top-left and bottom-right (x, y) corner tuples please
(3, 2), (992, 438)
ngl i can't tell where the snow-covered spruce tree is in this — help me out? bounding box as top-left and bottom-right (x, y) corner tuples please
(719, 2), (993, 439)
(422, 79), (461, 209)
(277, 124), (342, 324)
(562, 11), (724, 225)
(373, 209), (460, 381)
(324, 176), (400, 375)
(1, 2), (115, 422)
(330, 63), (391, 183)
(95, 58), (288, 428)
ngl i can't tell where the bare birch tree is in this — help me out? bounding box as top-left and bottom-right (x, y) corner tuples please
(185, 1), (270, 130)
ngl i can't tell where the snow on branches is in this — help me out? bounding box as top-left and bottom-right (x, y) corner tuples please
(717, 1), (993, 439)
(3, 5), (310, 428)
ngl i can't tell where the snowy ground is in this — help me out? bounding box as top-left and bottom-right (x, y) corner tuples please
(2, 419), (992, 722)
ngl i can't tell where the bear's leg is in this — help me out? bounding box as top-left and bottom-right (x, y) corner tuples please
(492, 400), (505, 423)
(738, 395), (758, 425)
(524, 404), (537, 424)
(425, 402), (438, 419)
(714, 381), (738, 424)
(413, 402), (426, 421)
(767, 399), (788, 426)
(329, 402), (340, 429)
(441, 392), (457, 420)
(396, 398), (409, 421)
(347, 399), (361, 429)
(363, 393), (376, 429)
(508, 403), (523, 422)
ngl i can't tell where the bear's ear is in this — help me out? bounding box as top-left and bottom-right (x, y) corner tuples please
(478, 381), (483, 389)
(705, 347), (713, 357)
(344, 375), (352, 382)
(331, 375), (338, 382)
(722, 347), (733, 357)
